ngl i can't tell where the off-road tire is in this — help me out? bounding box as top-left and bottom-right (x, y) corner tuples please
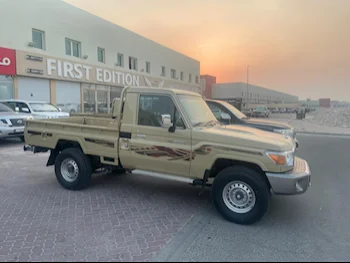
(54, 148), (92, 190)
(212, 166), (270, 225)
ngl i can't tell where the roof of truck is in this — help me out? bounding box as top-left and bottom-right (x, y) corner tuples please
(127, 86), (202, 97)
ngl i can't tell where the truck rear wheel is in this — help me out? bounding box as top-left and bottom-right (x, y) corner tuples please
(212, 166), (270, 225)
(54, 148), (92, 190)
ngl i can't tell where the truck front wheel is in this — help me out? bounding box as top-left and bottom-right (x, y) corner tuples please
(212, 166), (270, 225)
(54, 148), (92, 190)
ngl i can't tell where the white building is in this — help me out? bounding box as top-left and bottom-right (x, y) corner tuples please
(0, 0), (200, 113)
(211, 82), (298, 109)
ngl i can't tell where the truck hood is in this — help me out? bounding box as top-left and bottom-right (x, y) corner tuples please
(31, 112), (70, 119)
(193, 124), (295, 152)
(243, 118), (292, 129)
(0, 112), (32, 119)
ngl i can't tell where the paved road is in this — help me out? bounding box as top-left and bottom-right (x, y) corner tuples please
(0, 139), (209, 262)
(1, 135), (350, 262)
(156, 134), (350, 262)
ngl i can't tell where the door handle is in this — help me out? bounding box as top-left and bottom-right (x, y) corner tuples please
(136, 134), (146, 139)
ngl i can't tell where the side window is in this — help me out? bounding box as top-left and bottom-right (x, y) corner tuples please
(208, 102), (233, 123)
(207, 102), (222, 120)
(138, 95), (185, 128)
(5, 102), (16, 111)
(17, 102), (31, 113)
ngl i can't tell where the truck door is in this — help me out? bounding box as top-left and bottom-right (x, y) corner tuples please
(129, 93), (191, 177)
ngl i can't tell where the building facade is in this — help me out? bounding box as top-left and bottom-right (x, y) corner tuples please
(211, 82), (298, 109)
(200, 74), (216, 99)
(0, 0), (200, 114)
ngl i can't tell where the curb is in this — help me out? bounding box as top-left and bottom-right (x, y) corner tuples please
(297, 131), (350, 137)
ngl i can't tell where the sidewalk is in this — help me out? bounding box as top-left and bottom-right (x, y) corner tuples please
(270, 111), (350, 136)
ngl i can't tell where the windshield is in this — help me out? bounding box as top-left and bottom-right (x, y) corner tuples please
(219, 101), (247, 119)
(29, 103), (59, 112)
(256, 107), (266, 111)
(0, 102), (14, 112)
(178, 95), (217, 126)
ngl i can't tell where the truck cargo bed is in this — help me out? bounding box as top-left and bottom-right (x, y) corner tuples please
(24, 116), (120, 163)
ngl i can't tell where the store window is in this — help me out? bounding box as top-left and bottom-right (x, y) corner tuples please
(82, 84), (123, 114)
(129, 57), (138, 71)
(56, 81), (81, 114)
(117, 53), (124, 67)
(0, 76), (14, 100)
(171, 69), (176, 79)
(65, 38), (81, 58)
(146, 62), (151, 74)
(32, 29), (45, 50)
(97, 47), (105, 63)
(161, 66), (166, 77)
(96, 85), (109, 113)
(82, 84), (96, 113)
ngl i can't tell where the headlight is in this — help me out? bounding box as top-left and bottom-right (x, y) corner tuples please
(0, 119), (9, 126)
(274, 128), (295, 138)
(266, 150), (294, 167)
(26, 116), (33, 120)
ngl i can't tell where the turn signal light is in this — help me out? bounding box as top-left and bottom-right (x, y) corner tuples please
(268, 153), (286, 165)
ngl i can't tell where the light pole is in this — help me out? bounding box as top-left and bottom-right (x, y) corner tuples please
(246, 65), (250, 107)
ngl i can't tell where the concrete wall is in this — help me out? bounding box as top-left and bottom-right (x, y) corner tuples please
(212, 83), (243, 99)
(0, 0), (200, 88)
(212, 82), (298, 103)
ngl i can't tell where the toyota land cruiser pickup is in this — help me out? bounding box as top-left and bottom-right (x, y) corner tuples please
(23, 86), (311, 225)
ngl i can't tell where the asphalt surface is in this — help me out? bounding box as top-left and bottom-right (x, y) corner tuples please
(1, 134), (350, 262)
(156, 134), (350, 262)
(0, 139), (209, 262)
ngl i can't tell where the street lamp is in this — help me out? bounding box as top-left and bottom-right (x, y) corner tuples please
(246, 65), (250, 107)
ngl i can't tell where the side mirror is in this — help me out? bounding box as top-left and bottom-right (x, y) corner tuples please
(220, 113), (231, 121)
(15, 107), (20, 112)
(161, 114), (172, 129)
(22, 108), (30, 113)
(58, 108), (62, 112)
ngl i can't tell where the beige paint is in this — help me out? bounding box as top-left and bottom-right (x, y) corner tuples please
(15, 50), (201, 93)
(24, 86), (297, 179)
(50, 80), (56, 105)
(13, 77), (18, 99)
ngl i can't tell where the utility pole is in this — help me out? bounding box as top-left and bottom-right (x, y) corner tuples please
(246, 65), (250, 107)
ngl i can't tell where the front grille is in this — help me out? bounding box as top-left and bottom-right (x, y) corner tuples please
(10, 119), (25, 127)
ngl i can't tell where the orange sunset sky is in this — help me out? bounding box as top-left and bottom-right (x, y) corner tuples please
(65, 0), (350, 100)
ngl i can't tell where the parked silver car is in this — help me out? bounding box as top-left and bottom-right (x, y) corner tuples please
(1, 100), (70, 119)
(0, 102), (33, 141)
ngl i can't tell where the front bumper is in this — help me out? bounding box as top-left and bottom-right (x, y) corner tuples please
(0, 126), (24, 139)
(266, 157), (311, 195)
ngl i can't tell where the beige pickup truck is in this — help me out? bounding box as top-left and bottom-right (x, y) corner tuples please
(23, 86), (311, 225)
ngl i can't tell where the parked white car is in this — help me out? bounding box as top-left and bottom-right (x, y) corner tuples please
(0, 100), (70, 119)
(0, 102), (33, 141)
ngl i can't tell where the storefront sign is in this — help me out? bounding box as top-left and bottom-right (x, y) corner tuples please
(15, 50), (200, 92)
(26, 68), (44, 75)
(0, 47), (16, 75)
(26, 55), (43, 62)
(47, 59), (140, 86)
